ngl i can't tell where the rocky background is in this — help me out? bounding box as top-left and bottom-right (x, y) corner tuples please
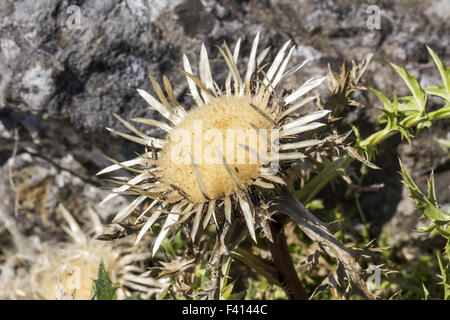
(0, 0), (449, 292)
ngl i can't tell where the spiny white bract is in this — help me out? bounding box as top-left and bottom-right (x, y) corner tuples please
(98, 32), (329, 255)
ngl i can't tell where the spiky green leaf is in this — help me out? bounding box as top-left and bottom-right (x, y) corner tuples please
(436, 253), (450, 300)
(391, 63), (427, 112)
(426, 45), (450, 100)
(91, 263), (118, 300)
(369, 88), (395, 112)
(399, 160), (450, 222)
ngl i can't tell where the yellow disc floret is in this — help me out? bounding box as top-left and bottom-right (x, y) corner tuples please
(160, 96), (273, 203)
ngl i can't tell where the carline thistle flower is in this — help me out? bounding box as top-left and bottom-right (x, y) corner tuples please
(98, 32), (330, 255)
(0, 205), (164, 300)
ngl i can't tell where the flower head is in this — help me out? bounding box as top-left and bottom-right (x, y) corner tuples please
(98, 33), (329, 255)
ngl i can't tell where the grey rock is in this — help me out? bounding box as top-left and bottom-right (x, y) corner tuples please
(1, 0), (447, 132)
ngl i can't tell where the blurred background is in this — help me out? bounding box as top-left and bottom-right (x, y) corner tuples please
(0, 0), (448, 299)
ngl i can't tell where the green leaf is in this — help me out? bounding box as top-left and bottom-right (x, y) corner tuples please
(231, 248), (281, 286)
(399, 160), (450, 222)
(447, 240), (450, 261)
(436, 253), (450, 300)
(350, 124), (361, 142)
(91, 263), (118, 300)
(417, 120), (432, 130)
(426, 84), (448, 100)
(397, 126), (412, 145)
(437, 226), (450, 240)
(418, 221), (437, 233)
(370, 89), (402, 132)
(427, 172), (437, 206)
(426, 45), (450, 100)
(296, 156), (353, 203)
(391, 63), (427, 112)
(424, 206), (450, 222)
(398, 96), (423, 114)
(220, 280), (238, 300)
(429, 104), (450, 120)
(369, 88), (395, 112)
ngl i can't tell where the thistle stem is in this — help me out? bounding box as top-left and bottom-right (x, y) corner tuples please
(272, 188), (376, 299)
(266, 216), (308, 300)
(205, 222), (230, 300)
(226, 213), (307, 299)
